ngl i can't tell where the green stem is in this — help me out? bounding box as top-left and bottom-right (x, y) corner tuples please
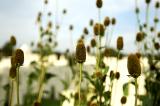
(146, 4), (149, 33)
(78, 63), (82, 106)
(9, 80), (14, 106)
(135, 78), (138, 106)
(16, 66), (20, 106)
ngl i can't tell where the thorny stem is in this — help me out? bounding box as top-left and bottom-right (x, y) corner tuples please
(16, 65), (20, 106)
(78, 63), (83, 106)
(9, 80), (14, 106)
(135, 78), (138, 106)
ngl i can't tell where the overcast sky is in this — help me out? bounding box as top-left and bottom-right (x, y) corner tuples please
(0, 0), (159, 53)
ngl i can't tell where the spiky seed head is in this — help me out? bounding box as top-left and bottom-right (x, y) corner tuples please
(154, 42), (159, 50)
(127, 54), (141, 78)
(9, 66), (16, 79)
(115, 72), (120, 80)
(34, 101), (41, 106)
(104, 17), (110, 27)
(76, 39), (86, 63)
(111, 18), (116, 25)
(83, 27), (89, 35)
(93, 23), (105, 36)
(117, 36), (123, 50)
(145, 0), (151, 4)
(96, 0), (103, 8)
(10, 35), (16, 46)
(121, 96), (127, 104)
(155, 1), (159, 8)
(14, 49), (24, 66)
(136, 32), (144, 42)
(91, 38), (96, 48)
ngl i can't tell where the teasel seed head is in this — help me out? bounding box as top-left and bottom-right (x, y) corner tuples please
(9, 66), (17, 79)
(76, 39), (86, 63)
(135, 7), (139, 14)
(150, 27), (154, 32)
(154, 42), (159, 50)
(93, 23), (105, 36)
(91, 38), (96, 48)
(154, 17), (159, 23)
(121, 96), (127, 104)
(145, 0), (151, 4)
(63, 9), (67, 14)
(96, 0), (103, 8)
(104, 17), (110, 27)
(90, 19), (94, 26)
(10, 35), (16, 46)
(14, 49), (24, 66)
(111, 18), (116, 25)
(69, 25), (73, 31)
(104, 48), (111, 57)
(155, 1), (159, 8)
(115, 72), (120, 80)
(136, 32), (144, 42)
(34, 101), (41, 106)
(83, 27), (89, 35)
(117, 36), (123, 50)
(44, 0), (48, 4)
(127, 54), (141, 78)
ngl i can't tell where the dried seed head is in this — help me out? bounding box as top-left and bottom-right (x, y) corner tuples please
(150, 27), (154, 32)
(158, 32), (160, 38)
(154, 42), (159, 50)
(63, 9), (67, 14)
(121, 96), (127, 104)
(44, 0), (48, 4)
(115, 72), (120, 80)
(145, 0), (151, 4)
(96, 0), (103, 8)
(93, 23), (105, 36)
(127, 54), (141, 78)
(69, 25), (73, 31)
(117, 36), (123, 50)
(136, 32), (144, 42)
(9, 66), (16, 79)
(48, 12), (52, 16)
(76, 39), (86, 63)
(111, 18), (116, 25)
(90, 19), (94, 26)
(155, 1), (159, 8)
(104, 17), (110, 27)
(154, 17), (159, 23)
(135, 8), (139, 14)
(91, 38), (96, 48)
(10, 35), (16, 46)
(34, 101), (41, 106)
(83, 27), (89, 35)
(14, 49), (24, 66)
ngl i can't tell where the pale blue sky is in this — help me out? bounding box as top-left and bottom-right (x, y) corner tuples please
(0, 0), (159, 53)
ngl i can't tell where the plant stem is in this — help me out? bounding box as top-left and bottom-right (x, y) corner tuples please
(9, 80), (14, 106)
(78, 63), (82, 106)
(16, 66), (20, 106)
(135, 78), (138, 106)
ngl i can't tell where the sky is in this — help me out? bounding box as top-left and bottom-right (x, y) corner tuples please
(0, 0), (159, 53)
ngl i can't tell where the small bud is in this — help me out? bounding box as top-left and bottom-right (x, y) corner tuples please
(83, 27), (89, 35)
(87, 46), (91, 53)
(93, 23), (105, 36)
(127, 54), (141, 78)
(136, 32), (144, 42)
(115, 72), (120, 80)
(150, 27), (154, 32)
(104, 17), (110, 27)
(145, 0), (151, 4)
(48, 21), (52, 28)
(76, 39), (86, 63)
(154, 17), (159, 23)
(104, 48), (111, 57)
(155, 1), (159, 8)
(96, 0), (103, 8)
(117, 36), (123, 50)
(44, 0), (48, 4)
(135, 8), (139, 14)
(121, 96), (127, 104)
(14, 49), (24, 66)
(91, 38), (96, 48)
(111, 18), (116, 25)
(154, 42), (159, 50)
(90, 19), (94, 26)
(69, 25), (73, 31)
(63, 9), (67, 14)
(10, 35), (16, 46)
(9, 66), (17, 79)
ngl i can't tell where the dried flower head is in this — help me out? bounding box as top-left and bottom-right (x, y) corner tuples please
(104, 17), (110, 27)
(76, 39), (86, 63)
(91, 38), (96, 48)
(10, 35), (16, 46)
(145, 0), (151, 4)
(9, 66), (17, 79)
(155, 1), (159, 8)
(93, 23), (105, 36)
(136, 32), (144, 42)
(127, 54), (141, 78)
(111, 18), (116, 25)
(117, 36), (123, 50)
(83, 27), (89, 35)
(121, 96), (127, 104)
(115, 72), (120, 80)
(96, 0), (103, 8)
(14, 49), (24, 66)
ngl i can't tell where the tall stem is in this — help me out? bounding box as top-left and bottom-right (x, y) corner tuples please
(16, 66), (20, 106)
(135, 78), (138, 106)
(78, 63), (82, 106)
(9, 80), (14, 106)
